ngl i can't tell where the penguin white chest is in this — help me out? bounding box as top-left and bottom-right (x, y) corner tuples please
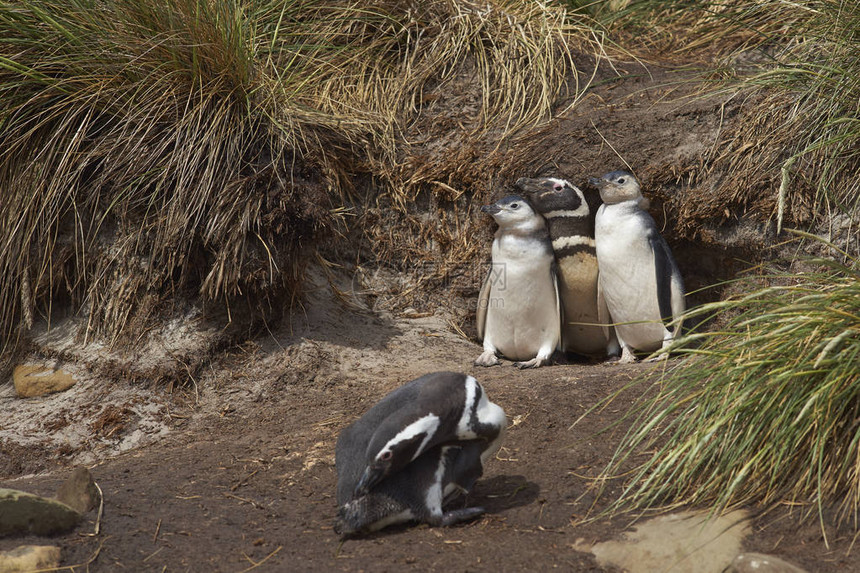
(484, 235), (558, 361)
(595, 203), (666, 350)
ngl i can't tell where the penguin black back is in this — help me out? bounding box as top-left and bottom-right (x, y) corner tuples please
(336, 371), (505, 503)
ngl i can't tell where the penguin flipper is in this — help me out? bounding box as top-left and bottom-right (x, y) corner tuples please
(647, 231), (676, 325)
(669, 266), (686, 338)
(647, 230), (686, 359)
(552, 261), (563, 351)
(476, 265), (493, 341)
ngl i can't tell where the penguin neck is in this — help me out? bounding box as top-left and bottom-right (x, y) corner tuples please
(602, 194), (648, 208)
(544, 213), (591, 241)
(495, 217), (546, 239)
(601, 197), (643, 212)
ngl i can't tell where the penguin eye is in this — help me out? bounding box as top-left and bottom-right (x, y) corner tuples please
(379, 451), (393, 462)
(617, 177), (626, 184)
(510, 202), (519, 209)
(554, 184), (563, 191)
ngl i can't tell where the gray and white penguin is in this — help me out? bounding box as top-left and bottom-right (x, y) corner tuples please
(334, 372), (506, 536)
(475, 195), (561, 368)
(589, 170), (685, 362)
(515, 176), (616, 358)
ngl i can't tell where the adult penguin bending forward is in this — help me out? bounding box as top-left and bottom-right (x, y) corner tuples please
(334, 372), (506, 536)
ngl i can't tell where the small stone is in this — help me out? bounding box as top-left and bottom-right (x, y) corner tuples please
(0, 545), (61, 572)
(730, 552), (807, 573)
(12, 364), (77, 398)
(0, 489), (81, 536)
(56, 467), (100, 514)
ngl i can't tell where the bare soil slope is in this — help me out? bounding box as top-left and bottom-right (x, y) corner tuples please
(2, 306), (856, 571)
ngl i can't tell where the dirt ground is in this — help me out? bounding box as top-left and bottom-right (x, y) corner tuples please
(1, 55), (856, 571)
(3, 296), (860, 572)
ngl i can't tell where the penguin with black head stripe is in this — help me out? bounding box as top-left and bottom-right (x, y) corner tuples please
(334, 372), (506, 536)
(334, 441), (488, 536)
(516, 176), (617, 358)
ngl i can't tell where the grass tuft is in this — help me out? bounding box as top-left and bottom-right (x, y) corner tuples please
(602, 240), (860, 527)
(580, 0), (860, 245)
(0, 0), (594, 359)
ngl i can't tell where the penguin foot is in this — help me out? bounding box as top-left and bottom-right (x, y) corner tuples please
(514, 357), (548, 369)
(617, 346), (638, 364)
(440, 506), (486, 527)
(474, 351), (502, 367)
(645, 352), (669, 363)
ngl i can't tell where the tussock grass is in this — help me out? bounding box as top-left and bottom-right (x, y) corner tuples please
(593, 0), (860, 241)
(603, 245), (860, 527)
(698, 0), (860, 236)
(0, 0), (302, 348)
(0, 0), (593, 359)
(579, 0), (836, 56)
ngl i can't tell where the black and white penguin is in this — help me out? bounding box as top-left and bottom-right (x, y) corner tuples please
(515, 176), (616, 358)
(334, 442), (487, 536)
(334, 372), (506, 535)
(475, 195), (561, 368)
(589, 170), (686, 362)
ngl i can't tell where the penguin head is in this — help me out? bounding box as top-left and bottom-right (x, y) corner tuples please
(334, 494), (406, 537)
(588, 170), (642, 205)
(515, 177), (586, 215)
(480, 195), (544, 233)
(333, 499), (365, 537)
(354, 413), (441, 497)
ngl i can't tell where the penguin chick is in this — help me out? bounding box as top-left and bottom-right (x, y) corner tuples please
(334, 441), (487, 537)
(516, 177), (616, 358)
(475, 195), (561, 368)
(336, 372), (506, 505)
(589, 171), (685, 363)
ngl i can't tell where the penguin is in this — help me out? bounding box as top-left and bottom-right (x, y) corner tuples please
(334, 442), (487, 536)
(475, 195), (561, 368)
(334, 372), (506, 535)
(515, 176), (615, 358)
(589, 170), (686, 362)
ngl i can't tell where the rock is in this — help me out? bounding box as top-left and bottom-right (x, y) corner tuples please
(0, 489), (81, 536)
(12, 364), (77, 398)
(56, 467), (100, 514)
(730, 553), (807, 573)
(0, 545), (61, 572)
(574, 510), (751, 573)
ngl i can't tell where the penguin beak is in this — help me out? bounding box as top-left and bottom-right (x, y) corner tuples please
(481, 204), (501, 215)
(587, 176), (605, 188)
(353, 465), (385, 497)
